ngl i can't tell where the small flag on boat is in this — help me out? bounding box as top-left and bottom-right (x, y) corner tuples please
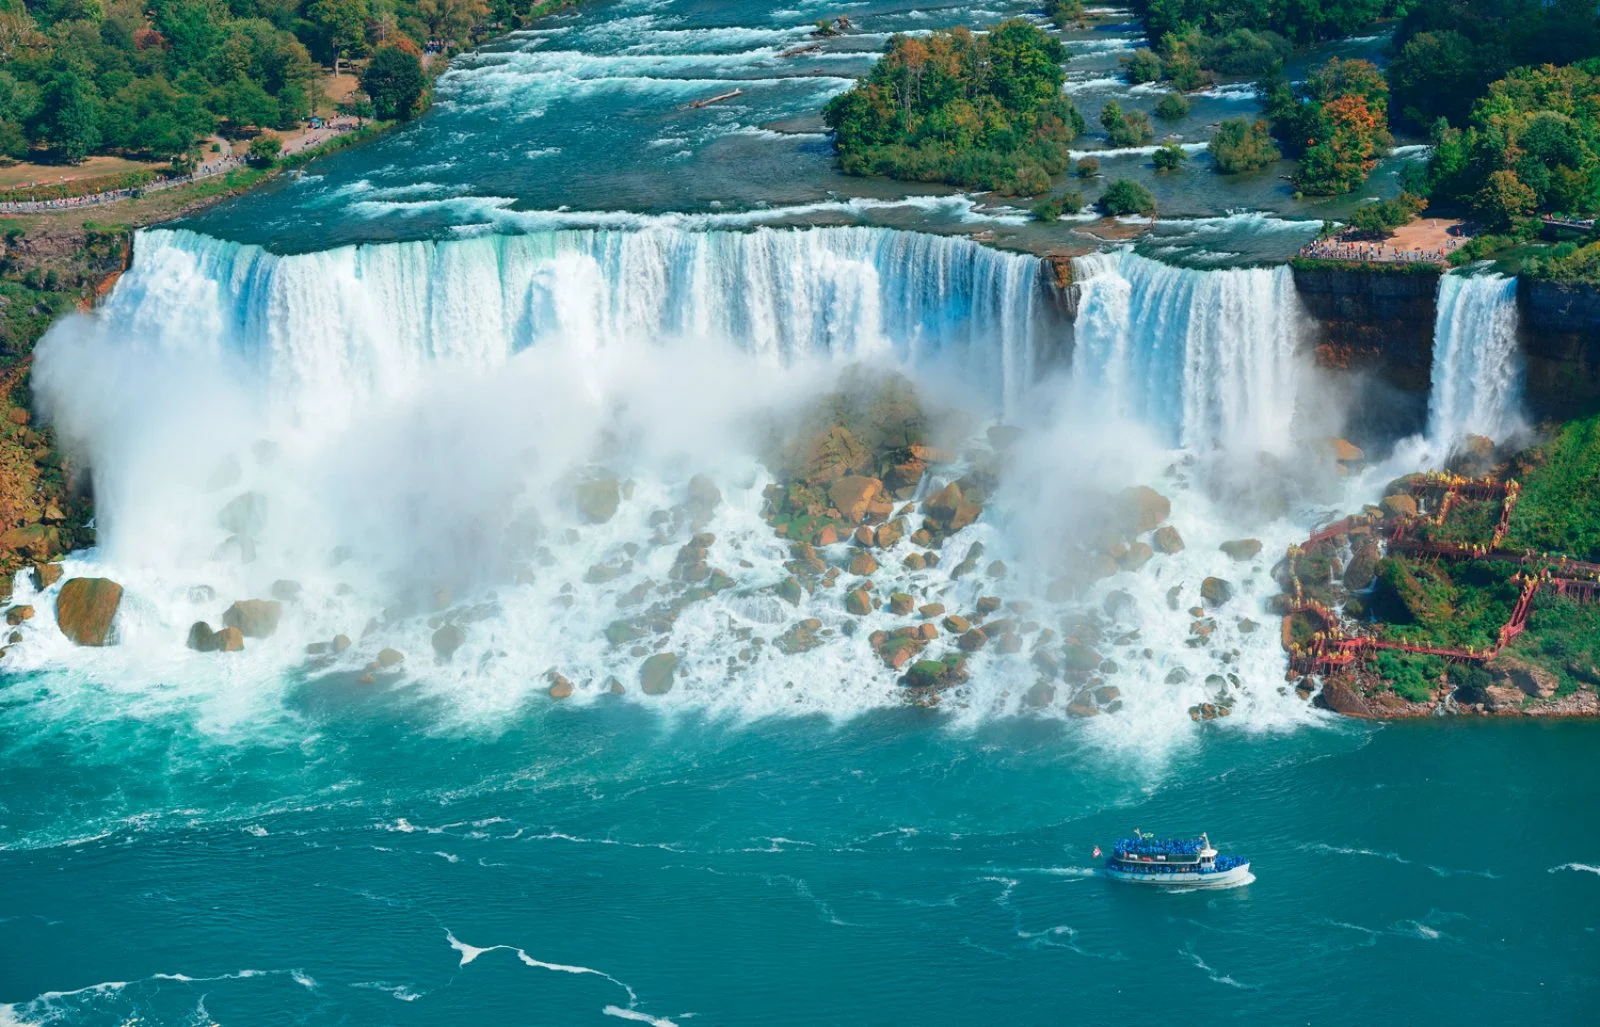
(1092, 846), (1102, 858)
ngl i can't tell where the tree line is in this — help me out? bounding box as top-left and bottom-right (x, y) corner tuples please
(0, 0), (566, 167)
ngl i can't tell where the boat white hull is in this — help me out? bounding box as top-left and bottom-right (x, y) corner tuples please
(1105, 862), (1252, 888)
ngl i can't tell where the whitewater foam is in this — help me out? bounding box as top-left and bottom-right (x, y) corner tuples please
(1426, 269), (1525, 451)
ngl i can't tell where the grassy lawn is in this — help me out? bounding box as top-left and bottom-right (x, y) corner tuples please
(0, 155), (169, 189)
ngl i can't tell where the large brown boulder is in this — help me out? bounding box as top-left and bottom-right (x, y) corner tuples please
(1343, 538), (1381, 590)
(1118, 486), (1170, 534)
(1200, 576), (1234, 607)
(223, 599), (282, 638)
(432, 623), (466, 660)
(574, 472), (622, 524)
(829, 476), (883, 524)
(1446, 434), (1496, 478)
(640, 652), (678, 695)
(1380, 493), (1418, 519)
(1328, 438), (1364, 463)
(923, 481), (982, 533)
(1152, 525), (1184, 554)
(55, 577), (123, 646)
(1219, 538), (1262, 562)
(1316, 677), (1373, 717)
(217, 491), (269, 536)
(1488, 654), (1559, 699)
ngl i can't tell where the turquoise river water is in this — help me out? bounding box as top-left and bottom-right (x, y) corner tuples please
(2, 1), (1597, 1024)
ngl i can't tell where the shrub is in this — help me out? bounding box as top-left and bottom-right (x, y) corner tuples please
(1152, 140), (1188, 170)
(1032, 190), (1085, 220)
(1100, 101), (1154, 147)
(1122, 48), (1162, 84)
(1370, 651), (1444, 703)
(1099, 178), (1156, 216)
(1074, 156), (1100, 178)
(1154, 91), (1189, 120)
(1209, 117), (1281, 173)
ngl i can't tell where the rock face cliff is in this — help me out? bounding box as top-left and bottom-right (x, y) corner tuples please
(1290, 266), (1441, 389)
(1519, 280), (1600, 420)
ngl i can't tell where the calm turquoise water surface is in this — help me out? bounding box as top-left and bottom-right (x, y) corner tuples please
(3, 702), (1596, 1024)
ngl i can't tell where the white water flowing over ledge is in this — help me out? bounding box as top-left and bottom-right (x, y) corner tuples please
(1426, 270), (1525, 451)
(102, 226), (1046, 422)
(17, 226), (1344, 747)
(1068, 250), (1308, 454)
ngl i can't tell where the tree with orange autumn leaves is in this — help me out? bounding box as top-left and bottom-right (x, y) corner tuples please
(1263, 57), (1392, 195)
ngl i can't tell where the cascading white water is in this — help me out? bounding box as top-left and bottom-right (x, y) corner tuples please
(1426, 270), (1525, 449)
(103, 226), (1045, 423)
(1068, 250), (1307, 454)
(17, 227), (1329, 745)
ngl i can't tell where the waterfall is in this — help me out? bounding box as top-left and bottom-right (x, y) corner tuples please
(1068, 250), (1307, 453)
(1426, 270), (1524, 449)
(98, 226), (1045, 422)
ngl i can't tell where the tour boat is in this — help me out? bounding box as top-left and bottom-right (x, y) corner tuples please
(1099, 832), (1251, 887)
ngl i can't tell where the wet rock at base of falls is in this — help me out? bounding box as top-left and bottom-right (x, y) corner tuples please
(270, 579), (302, 602)
(1446, 434), (1496, 478)
(848, 550), (879, 577)
(432, 623), (466, 660)
(1327, 437), (1364, 464)
(55, 577), (123, 646)
(4, 604), (32, 625)
(942, 614), (971, 634)
(1024, 681), (1056, 707)
(923, 481), (983, 536)
(217, 491), (268, 537)
(1219, 538), (1262, 562)
(872, 627), (927, 669)
(957, 628), (988, 652)
(1343, 538), (1382, 591)
(1152, 525), (1185, 554)
(188, 621), (219, 652)
(776, 576), (804, 606)
(30, 562), (62, 591)
(374, 648), (405, 670)
(1380, 493), (1418, 519)
(1487, 653), (1560, 699)
(215, 626), (244, 651)
(919, 602), (945, 619)
(874, 519), (905, 548)
(686, 474), (722, 529)
(899, 654), (968, 691)
(844, 588), (873, 616)
(223, 599), (282, 639)
(889, 592), (915, 616)
(1166, 584), (1183, 611)
(1315, 677), (1374, 717)
(640, 652), (679, 695)
(1117, 485), (1171, 535)
(573, 470), (622, 524)
(1120, 542), (1154, 571)
(1200, 577), (1234, 608)
(547, 671), (574, 700)
(829, 476), (884, 525)
(332, 634), (351, 652)
(1103, 589), (1136, 621)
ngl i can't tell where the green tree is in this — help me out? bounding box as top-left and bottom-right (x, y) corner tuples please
(1208, 117), (1279, 173)
(1100, 178), (1156, 215)
(361, 44), (426, 120)
(247, 132), (282, 165)
(0, 117), (28, 160)
(1100, 100), (1153, 147)
(308, 0), (369, 68)
(1122, 48), (1161, 84)
(35, 70), (100, 162)
(215, 74), (279, 132)
(1154, 91), (1188, 120)
(1152, 140), (1187, 170)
